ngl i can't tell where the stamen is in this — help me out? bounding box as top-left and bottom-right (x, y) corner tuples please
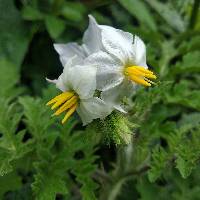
(51, 92), (74, 110)
(53, 96), (77, 116)
(144, 74), (157, 79)
(62, 104), (77, 124)
(129, 75), (151, 86)
(46, 92), (74, 106)
(144, 77), (157, 85)
(46, 91), (78, 124)
(125, 66), (157, 87)
(130, 66), (154, 74)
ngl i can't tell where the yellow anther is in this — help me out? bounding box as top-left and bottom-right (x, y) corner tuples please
(62, 103), (77, 124)
(51, 92), (74, 110)
(144, 74), (157, 79)
(46, 91), (74, 106)
(53, 96), (78, 116)
(46, 91), (78, 124)
(144, 77), (157, 85)
(129, 75), (151, 86)
(125, 65), (156, 87)
(131, 66), (153, 74)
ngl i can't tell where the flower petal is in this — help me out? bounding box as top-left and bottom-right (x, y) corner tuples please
(77, 97), (113, 125)
(101, 79), (135, 113)
(46, 76), (68, 92)
(100, 25), (134, 65)
(85, 51), (124, 91)
(132, 36), (147, 67)
(82, 15), (103, 55)
(68, 65), (97, 99)
(84, 51), (122, 68)
(46, 56), (80, 92)
(54, 42), (86, 66)
(97, 73), (124, 92)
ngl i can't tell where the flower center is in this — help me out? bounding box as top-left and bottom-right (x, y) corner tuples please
(46, 91), (78, 124)
(124, 66), (157, 86)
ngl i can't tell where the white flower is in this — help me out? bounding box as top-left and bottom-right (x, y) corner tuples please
(46, 57), (112, 125)
(52, 15), (156, 113)
(53, 43), (87, 67)
(83, 16), (157, 111)
(53, 16), (103, 66)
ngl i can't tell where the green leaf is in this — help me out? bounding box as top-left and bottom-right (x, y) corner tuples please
(174, 128), (200, 179)
(0, 59), (24, 99)
(178, 35), (200, 54)
(45, 15), (65, 39)
(20, 94), (99, 200)
(175, 143), (200, 179)
(178, 113), (200, 133)
(176, 156), (193, 179)
(32, 148), (68, 200)
(21, 5), (43, 21)
(0, 99), (33, 176)
(0, 58), (30, 176)
(19, 96), (54, 140)
(32, 127), (98, 200)
(0, 171), (22, 198)
(72, 136), (98, 200)
(136, 178), (159, 200)
(145, 0), (185, 32)
(61, 2), (86, 22)
(118, 0), (157, 31)
(173, 51), (200, 74)
(148, 147), (168, 182)
(0, 0), (32, 67)
(165, 80), (200, 110)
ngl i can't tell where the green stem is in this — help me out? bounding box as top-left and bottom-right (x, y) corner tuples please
(123, 165), (150, 178)
(189, 0), (200, 29)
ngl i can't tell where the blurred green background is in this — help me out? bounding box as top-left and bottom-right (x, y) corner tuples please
(0, 0), (200, 199)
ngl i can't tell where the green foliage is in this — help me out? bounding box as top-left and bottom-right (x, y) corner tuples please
(0, 99), (32, 176)
(19, 94), (98, 200)
(0, 54), (98, 199)
(118, 0), (157, 31)
(145, 0), (186, 32)
(0, 59), (24, 99)
(0, 59), (31, 177)
(148, 147), (168, 182)
(45, 15), (66, 39)
(0, 0), (32, 67)
(0, 0), (200, 199)
(0, 171), (22, 199)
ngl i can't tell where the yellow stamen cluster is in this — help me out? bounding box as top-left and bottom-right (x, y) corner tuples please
(46, 91), (78, 124)
(124, 66), (157, 86)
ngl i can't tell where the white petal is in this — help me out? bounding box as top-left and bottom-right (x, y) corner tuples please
(84, 51), (122, 68)
(82, 15), (103, 54)
(97, 73), (124, 92)
(132, 36), (147, 67)
(77, 97), (113, 125)
(84, 51), (124, 91)
(101, 79), (135, 112)
(57, 56), (80, 91)
(46, 76), (68, 92)
(100, 25), (134, 65)
(67, 65), (97, 99)
(56, 74), (70, 92)
(54, 42), (86, 66)
(46, 56), (79, 92)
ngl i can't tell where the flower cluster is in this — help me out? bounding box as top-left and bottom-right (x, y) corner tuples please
(46, 15), (157, 125)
